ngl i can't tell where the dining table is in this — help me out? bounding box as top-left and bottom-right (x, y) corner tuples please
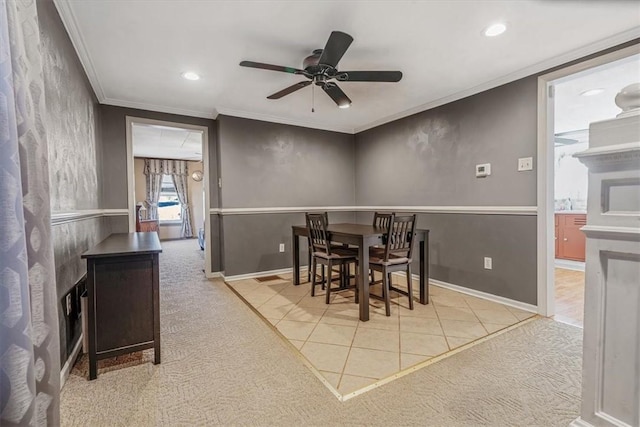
(291, 223), (430, 322)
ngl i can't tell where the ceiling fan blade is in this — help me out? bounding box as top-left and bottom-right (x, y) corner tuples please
(239, 60), (305, 75)
(322, 82), (352, 108)
(318, 31), (353, 68)
(336, 71), (403, 82)
(267, 81), (312, 99)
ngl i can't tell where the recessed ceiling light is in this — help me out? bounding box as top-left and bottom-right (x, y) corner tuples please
(182, 72), (200, 81)
(338, 103), (351, 109)
(580, 88), (604, 97)
(484, 23), (507, 37)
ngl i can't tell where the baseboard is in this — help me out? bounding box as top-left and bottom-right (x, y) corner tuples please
(426, 277), (538, 313)
(60, 334), (83, 389)
(554, 258), (585, 271)
(206, 271), (223, 279)
(569, 417), (594, 427)
(224, 266), (308, 282)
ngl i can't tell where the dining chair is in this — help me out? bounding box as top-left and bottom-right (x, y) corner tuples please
(368, 214), (417, 316)
(306, 213), (358, 304)
(307, 211), (329, 284)
(370, 212), (394, 284)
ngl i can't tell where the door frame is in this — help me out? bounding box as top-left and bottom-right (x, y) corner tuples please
(125, 116), (212, 276)
(536, 44), (640, 316)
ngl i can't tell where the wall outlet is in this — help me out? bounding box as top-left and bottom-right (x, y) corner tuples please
(518, 157), (533, 171)
(279, 243), (285, 253)
(484, 257), (492, 270)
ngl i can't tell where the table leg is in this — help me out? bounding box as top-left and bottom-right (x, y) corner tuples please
(292, 230), (300, 286)
(358, 240), (370, 321)
(419, 235), (429, 304)
(87, 261), (97, 380)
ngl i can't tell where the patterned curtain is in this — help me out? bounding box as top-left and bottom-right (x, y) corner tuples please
(143, 159), (164, 220)
(0, 0), (61, 425)
(143, 158), (193, 237)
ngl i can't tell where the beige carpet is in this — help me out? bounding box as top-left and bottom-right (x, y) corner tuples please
(60, 239), (582, 426)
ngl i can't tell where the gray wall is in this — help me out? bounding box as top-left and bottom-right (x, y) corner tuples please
(38, 0), (112, 366)
(355, 77), (539, 304)
(217, 116), (356, 276)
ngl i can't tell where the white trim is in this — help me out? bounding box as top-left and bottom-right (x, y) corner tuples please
(51, 209), (128, 225)
(212, 205), (537, 216)
(216, 107), (354, 135)
(428, 278), (538, 314)
(581, 224), (640, 239)
(125, 116), (213, 276)
(570, 417), (595, 427)
(59, 334), (83, 389)
(53, 0), (106, 102)
(206, 271), (223, 279)
(555, 259), (586, 272)
(536, 44), (640, 318)
(223, 266), (308, 282)
(104, 97), (217, 120)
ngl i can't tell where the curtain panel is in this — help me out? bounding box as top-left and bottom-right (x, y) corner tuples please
(0, 0), (61, 425)
(143, 158), (192, 236)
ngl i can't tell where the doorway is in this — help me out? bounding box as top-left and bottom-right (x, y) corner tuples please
(125, 116), (212, 276)
(536, 45), (640, 319)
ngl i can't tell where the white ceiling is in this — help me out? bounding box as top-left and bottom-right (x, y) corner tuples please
(132, 123), (203, 161)
(55, 0), (640, 134)
(554, 54), (640, 134)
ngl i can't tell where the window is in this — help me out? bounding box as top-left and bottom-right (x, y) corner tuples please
(158, 174), (181, 223)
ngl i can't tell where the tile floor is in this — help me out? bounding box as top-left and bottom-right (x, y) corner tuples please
(227, 272), (536, 398)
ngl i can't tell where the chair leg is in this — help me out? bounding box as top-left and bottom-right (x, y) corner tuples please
(406, 265), (414, 310)
(307, 249), (311, 282)
(311, 257), (317, 297)
(382, 268), (391, 316)
(321, 265), (325, 290)
(326, 260), (333, 304)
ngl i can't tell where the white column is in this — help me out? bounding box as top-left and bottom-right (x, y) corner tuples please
(571, 83), (640, 427)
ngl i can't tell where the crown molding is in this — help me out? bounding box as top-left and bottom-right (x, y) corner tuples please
(102, 98), (217, 120)
(354, 28), (640, 133)
(215, 107), (354, 134)
(53, 0), (106, 102)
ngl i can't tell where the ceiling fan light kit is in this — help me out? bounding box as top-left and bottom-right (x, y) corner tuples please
(239, 31), (402, 111)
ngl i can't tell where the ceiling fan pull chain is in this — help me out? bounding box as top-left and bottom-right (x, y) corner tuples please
(311, 83), (315, 113)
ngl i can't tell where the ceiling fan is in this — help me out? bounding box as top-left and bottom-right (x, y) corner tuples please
(239, 31), (402, 109)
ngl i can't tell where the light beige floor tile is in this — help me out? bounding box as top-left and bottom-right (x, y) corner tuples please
(276, 320), (317, 341)
(319, 308), (360, 327)
(399, 316), (443, 335)
(400, 332), (449, 356)
(338, 374), (377, 394)
(308, 323), (356, 347)
(263, 293), (305, 307)
(446, 336), (477, 349)
(401, 353), (431, 370)
(260, 282), (289, 293)
(257, 303), (295, 320)
(352, 328), (399, 352)
(506, 307), (537, 321)
(265, 317), (280, 326)
(357, 312), (400, 331)
(289, 339), (305, 350)
(482, 323), (511, 334)
(278, 284), (311, 296)
(463, 296), (510, 311)
(282, 307), (326, 323)
(300, 341), (350, 373)
(297, 295), (334, 308)
(398, 303), (438, 319)
(343, 347), (400, 379)
(320, 371), (341, 389)
(440, 319), (487, 339)
(473, 309), (519, 325)
(227, 279), (261, 294)
(244, 291), (277, 306)
(435, 306), (478, 322)
(431, 294), (469, 308)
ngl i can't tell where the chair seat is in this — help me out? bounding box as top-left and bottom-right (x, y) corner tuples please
(313, 247), (358, 260)
(369, 254), (410, 266)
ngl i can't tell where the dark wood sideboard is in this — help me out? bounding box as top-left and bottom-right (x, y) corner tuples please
(81, 232), (162, 380)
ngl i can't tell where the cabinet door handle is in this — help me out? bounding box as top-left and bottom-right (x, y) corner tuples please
(563, 238), (568, 241)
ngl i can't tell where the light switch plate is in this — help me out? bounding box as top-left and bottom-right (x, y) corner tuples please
(518, 157), (533, 171)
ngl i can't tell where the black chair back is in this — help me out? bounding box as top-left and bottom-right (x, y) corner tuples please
(306, 213), (332, 255)
(382, 214), (417, 262)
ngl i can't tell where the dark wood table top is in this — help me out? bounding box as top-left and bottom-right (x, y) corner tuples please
(82, 232), (162, 259)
